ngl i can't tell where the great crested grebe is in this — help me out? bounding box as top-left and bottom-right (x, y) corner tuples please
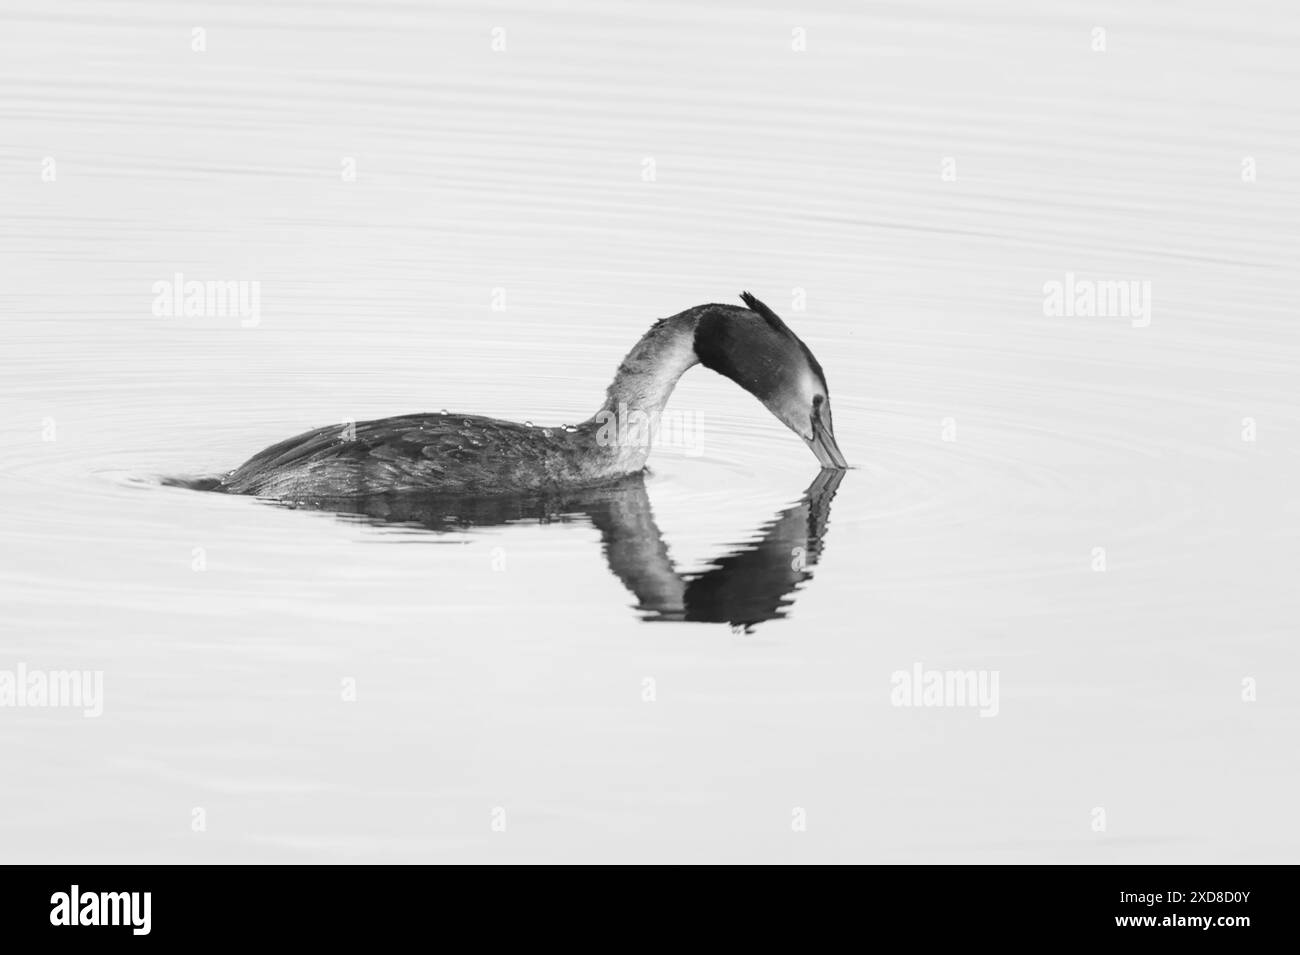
(214, 292), (848, 499)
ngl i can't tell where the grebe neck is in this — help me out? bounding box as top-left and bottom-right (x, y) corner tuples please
(590, 311), (700, 429)
(571, 310), (701, 473)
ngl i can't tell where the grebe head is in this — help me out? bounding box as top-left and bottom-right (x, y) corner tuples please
(694, 292), (849, 469)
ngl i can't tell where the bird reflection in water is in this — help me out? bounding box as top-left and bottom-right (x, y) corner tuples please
(272, 469), (844, 628)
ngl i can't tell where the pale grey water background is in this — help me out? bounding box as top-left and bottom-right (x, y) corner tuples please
(1, 0), (1298, 862)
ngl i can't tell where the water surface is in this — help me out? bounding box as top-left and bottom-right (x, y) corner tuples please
(1, 0), (1298, 862)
